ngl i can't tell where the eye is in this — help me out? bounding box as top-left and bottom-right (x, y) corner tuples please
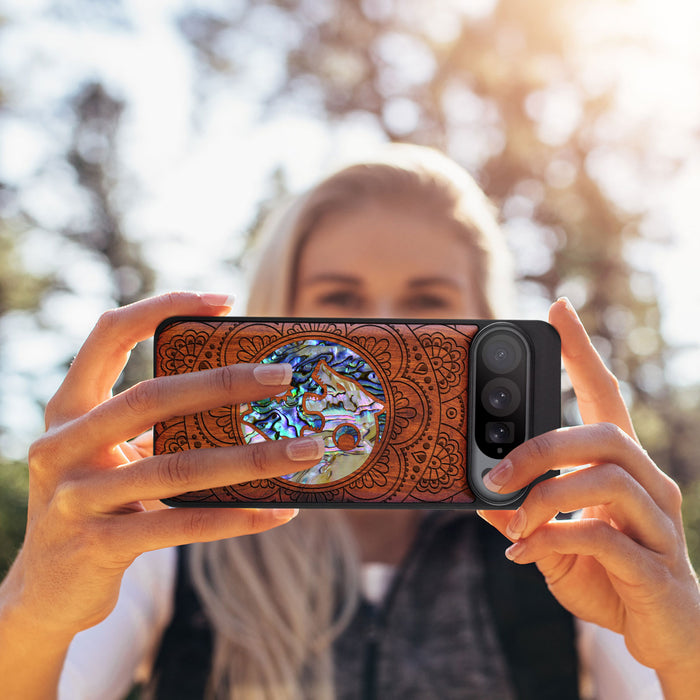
(402, 294), (452, 312)
(315, 290), (366, 311)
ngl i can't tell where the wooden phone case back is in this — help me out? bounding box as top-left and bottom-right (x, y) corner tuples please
(154, 318), (478, 506)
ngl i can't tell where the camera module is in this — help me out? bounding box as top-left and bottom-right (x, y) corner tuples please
(467, 320), (560, 507)
(470, 323), (531, 462)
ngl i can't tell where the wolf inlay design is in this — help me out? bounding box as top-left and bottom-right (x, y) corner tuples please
(240, 340), (386, 484)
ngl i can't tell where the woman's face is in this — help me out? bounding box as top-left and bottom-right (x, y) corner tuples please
(293, 202), (485, 318)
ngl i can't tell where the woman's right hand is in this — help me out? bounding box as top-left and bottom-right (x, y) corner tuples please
(1, 292), (323, 642)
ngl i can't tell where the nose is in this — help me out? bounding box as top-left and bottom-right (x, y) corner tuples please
(365, 299), (399, 318)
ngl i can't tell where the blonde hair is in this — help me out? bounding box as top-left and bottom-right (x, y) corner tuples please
(188, 144), (514, 699)
(246, 143), (514, 318)
(189, 512), (359, 700)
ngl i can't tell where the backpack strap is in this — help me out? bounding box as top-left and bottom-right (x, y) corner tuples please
(477, 515), (580, 700)
(146, 546), (212, 699)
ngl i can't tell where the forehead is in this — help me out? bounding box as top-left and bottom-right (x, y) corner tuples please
(298, 202), (472, 280)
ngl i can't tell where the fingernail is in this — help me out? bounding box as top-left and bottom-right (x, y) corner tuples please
(286, 435), (325, 461)
(505, 541), (527, 561)
(557, 296), (578, 319)
(199, 293), (236, 310)
(483, 460), (512, 493)
(506, 509), (527, 540)
(254, 363), (293, 386)
(273, 508), (299, 521)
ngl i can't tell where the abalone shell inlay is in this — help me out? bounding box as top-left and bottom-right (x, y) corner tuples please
(239, 339), (387, 484)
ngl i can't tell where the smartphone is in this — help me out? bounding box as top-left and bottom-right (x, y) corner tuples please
(154, 317), (560, 509)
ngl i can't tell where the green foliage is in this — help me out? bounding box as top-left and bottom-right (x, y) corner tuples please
(0, 225), (54, 316)
(682, 478), (700, 572)
(0, 460), (28, 577)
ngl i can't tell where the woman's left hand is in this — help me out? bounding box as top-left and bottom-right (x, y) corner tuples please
(478, 298), (700, 696)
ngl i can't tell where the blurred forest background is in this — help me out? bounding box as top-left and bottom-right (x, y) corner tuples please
(1, 0), (700, 575)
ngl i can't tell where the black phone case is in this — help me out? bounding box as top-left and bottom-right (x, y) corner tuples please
(154, 317), (560, 509)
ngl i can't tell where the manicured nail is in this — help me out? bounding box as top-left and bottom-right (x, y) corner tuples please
(254, 363), (293, 386)
(198, 293), (236, 310)
(506, 509), (527, 540)
(557, 296), (578, 319)
(273, 508), (299, 521)
(505, 541), (527, 561)
(483, 460), (512, 493)
(286, 435), (325, 461)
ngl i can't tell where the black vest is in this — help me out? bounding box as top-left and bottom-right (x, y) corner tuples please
(148, 514), (579, 699)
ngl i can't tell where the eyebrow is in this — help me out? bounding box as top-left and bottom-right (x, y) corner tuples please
(302, 274), (361, 286)
(302, 274), (462, 290)
(407, 277), (461, 290)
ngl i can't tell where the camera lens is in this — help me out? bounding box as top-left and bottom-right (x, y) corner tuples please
(489, 386), (511, 411)
(481, 378), (521, 417)
(486, 421), (514, 444)
(482, 334), (522, 374)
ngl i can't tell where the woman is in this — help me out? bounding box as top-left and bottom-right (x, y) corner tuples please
(0, 145), (698, 699)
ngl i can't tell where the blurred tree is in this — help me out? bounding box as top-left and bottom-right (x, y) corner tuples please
(0, 194), (54, 317)
(0, 199), (52, 570)
(682, 477), (700, 571)
(62, 81), (156, 390)
(176, 0), (700, 494)
(0, 24), (155, 568)
(0, 190), (45, 578)
(0, 460), (28, 577)
(2, 78), (155, 407)
(0, 12), (44, 571)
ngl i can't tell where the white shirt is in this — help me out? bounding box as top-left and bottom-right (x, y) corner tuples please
(59, 548), (176, 700)
(59, 548), (663, 700)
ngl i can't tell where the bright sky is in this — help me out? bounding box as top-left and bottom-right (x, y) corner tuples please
(1, 0), (699, 456)
(574, 0), (700, 372)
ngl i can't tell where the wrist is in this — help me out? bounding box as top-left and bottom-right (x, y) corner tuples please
(0, 550), (77, 649)
(0, 557), (74, 698)
(1, 593), (76, 651)
(656, 657), (700, 700)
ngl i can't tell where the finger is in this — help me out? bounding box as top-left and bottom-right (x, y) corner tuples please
(109, 506), (300, 558)
(128, 430), (153, 459)
(548, 298), (636, 439)
(120, 441), (144, 462)
(47, 292), (235, 424)
(483, 423), (681, 514)
(120, 431), (152, 462)
(63, 362), (293, 458)
(86, 435), (326, 508)
(503, 464), (676, 554)
(503, 518), (663, 588)
(476, 509), (516, 539)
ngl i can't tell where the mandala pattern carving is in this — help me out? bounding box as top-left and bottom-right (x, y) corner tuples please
(154, 320), (477, 504)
